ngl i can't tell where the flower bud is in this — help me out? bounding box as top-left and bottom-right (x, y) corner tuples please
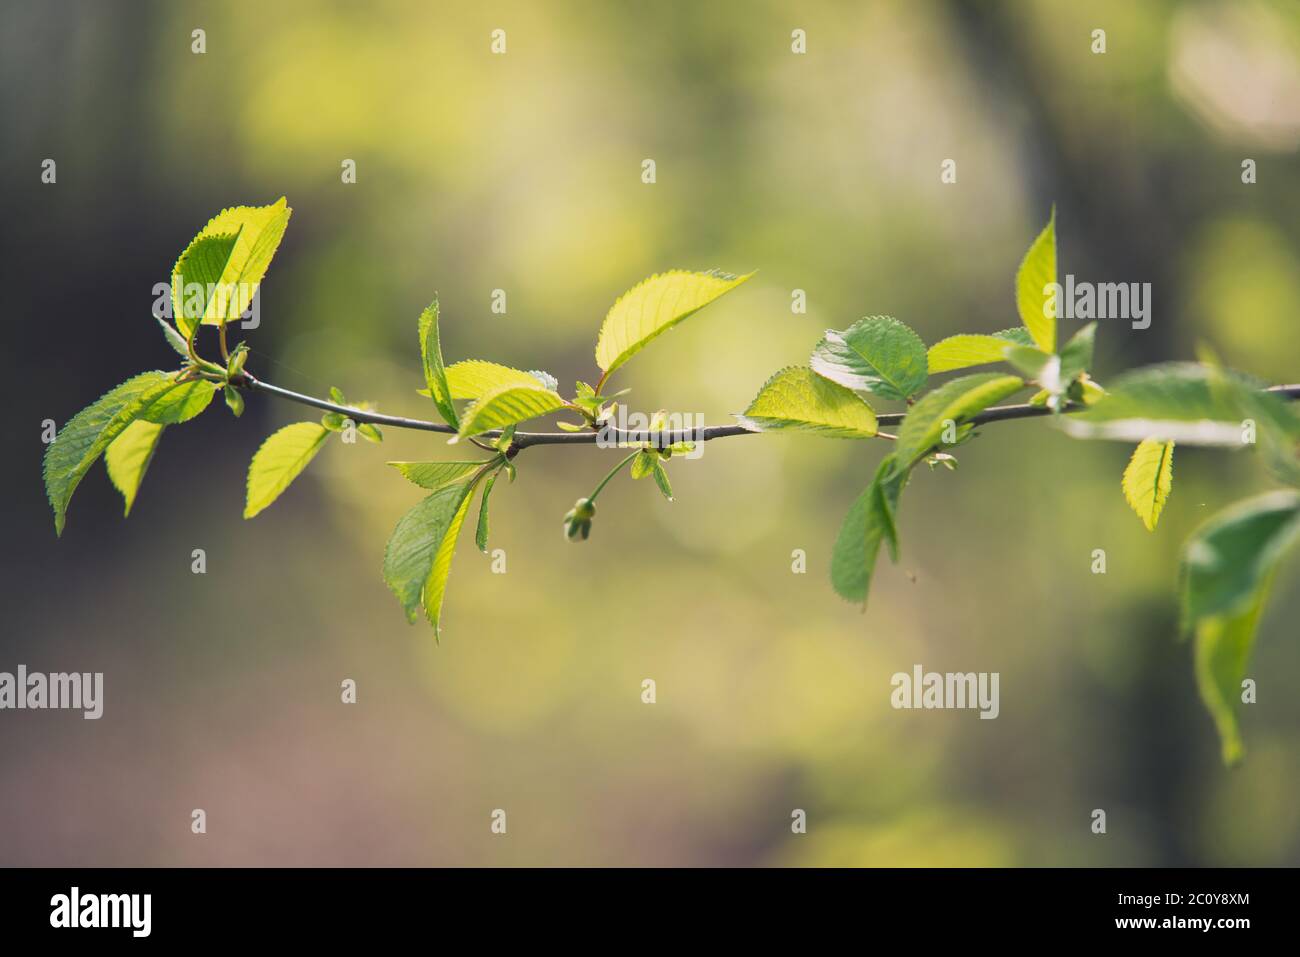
(563, 497), (596, 541)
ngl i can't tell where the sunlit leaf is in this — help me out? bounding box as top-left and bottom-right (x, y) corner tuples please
(1016, 209), (1057, 353)
(810, 316), (927, 401)
(170, 198), (291, 337)
(926, 329), (1032, 374)
(595, 269), (754, 377)
(1122, 439), (1174, 532)
(736, 366), (878, 438)
(456, 381), (567, 438)
(891, 373), (1024, 471)
(243, 422), (331, 519)
(104, 419), (165, 517)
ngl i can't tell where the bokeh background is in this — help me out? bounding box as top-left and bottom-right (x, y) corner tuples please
(3, 0), (1299, 866)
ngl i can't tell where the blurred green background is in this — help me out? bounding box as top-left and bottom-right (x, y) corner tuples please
(3, 0), (1300, 866)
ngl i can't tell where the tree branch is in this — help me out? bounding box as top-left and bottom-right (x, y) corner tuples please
(236, 372), (1300, 451)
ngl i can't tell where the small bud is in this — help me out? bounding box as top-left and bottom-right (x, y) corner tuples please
(563, 497), (596, 541)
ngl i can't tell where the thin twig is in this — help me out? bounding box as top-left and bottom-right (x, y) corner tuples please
(234, 372), (1300, 451)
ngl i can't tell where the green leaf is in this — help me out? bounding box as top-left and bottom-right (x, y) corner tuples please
(223, 385), (245, 418)
(810, 316), (928, 401)
(1065, 362), (1300, 447)
(104, 419), (165, 517)
(456, 381), (567, 438)
(383, 479), (480, 634)
(1058, 322), (1097, 385)
(652, 460), (674, 501)
(139, 379), (217, 424)
(1181, 490), (1300, 626)
(171, 198), (291, 337)
(389, 460), (488, 491)
(891, 373), (1024, 471)
(1003, 345), (1057, 382)
(831, 455), (907, 603)
(475, 471), (498, 552)
(736, 366), (878, 438)
(44, 371), (181, 535)
(1122, 439), (1174, 532)
(243, 422), (331, 519)
(595, 269), (754, 377)
(171, 232), (241, 339)
(1194, 592), (1267, 766)
(418, 299), (459, 429)
(157, 317), (191, 358)
(926, 329), (1033, 374)
(357, 423), (383, 443)
(1016, 208), (1057, 353)
(437, 360), (555, 400)
(630, 449), (655, 479)
(1180, 490), (1300, 764)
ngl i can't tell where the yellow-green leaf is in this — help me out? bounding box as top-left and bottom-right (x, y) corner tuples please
(1015, 209), (1057, 353)
(1122, 439), (1174, 532)
(735, 366), (877, 438)
(244, 422), (331, 519)
(383, 479), (481, 636)
(456, 381), (566, 438)
(418, 299), (459, 429)
(388, 460), (487, 491)
(171, 198), (291, 337)
(44, 371), (179, 536)
(892, 373), (1024, 470)
(595, 269), (754, 377)
(443, 361), (551, 400)
(926, 329), (1032, 374)
(104, 419), (165, 517)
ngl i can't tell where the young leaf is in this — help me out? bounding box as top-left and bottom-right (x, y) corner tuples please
(810, 316), (928, 401)
(44, 371), (182, 535)
(1121, 439), (1174, 532)
(140, 379), (218, 424)
(431, 360), (560, 400)
(358, 423), (383, 443)
(1016, 208), (1057, 353)
(244, 422), (331, 519)
(224, 385), (245, 417)
(891, 373), (1024, 471)
(389, 460), (488, 491)
(475, 471), (499, 552)
(157, 317), (191, 358)
(1180, 490), (1300, 764)
(652, 460), (674, 501)
(1058, 322), (1097, 385)
(926, 329), (1033, 374)
(170, 198), (291, 337)
(630, 449), (655, 479)
(595, 269), (754, 378)
(104, 419), (165, 517)
(418, 299), (459, 429)
(831, 455), (907, 603)
(171, 232), (241, 339)
(456, 381), (567, 438)
(1194, 592), (1267, 766)
(735, 366), (878, 438)
(383, 479), (480, 635)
